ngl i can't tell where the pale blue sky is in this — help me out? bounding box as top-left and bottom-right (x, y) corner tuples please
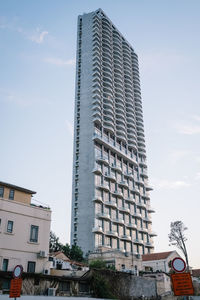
(0, 0), (200, 268)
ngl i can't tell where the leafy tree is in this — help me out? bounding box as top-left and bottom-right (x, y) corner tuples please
(168, 221), (189, 268)
(62, 243), (71, 258)
(69, 244), (84, 262)
(49, 231), (63, 253)
(89, 259), (107, 269)
(49, 232), (84, 262)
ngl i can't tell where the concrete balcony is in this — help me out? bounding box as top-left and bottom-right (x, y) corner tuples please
(96, 212), (111, 220)
(118, 180), (129, 188)
(119, 206), (130, 214)
(140, 170), (148, 179)
(142, 194), (150, 200)
(126, 223), (137, 229)
(96, 156), (109, 165)
(139, 161), (147, 168)
(133, 238), (144, 245)
(105, 231), (118, 237)
(112, 218), (124, 225)
(121, 234), (131, 241)
(105, 201), (117, 209)
(149, 231), (157, 237)
(97, 183), (110, 192)
(111, 163), (122, 173)
(123, 172), (134, 179)
(137, 202), (146, 209)
(146, 185), (153, 191)
(92, 167), (102, 175)
(145, 241), (154, 248)
(139, 227), (148, 233)
(93, 116), (102, 124)
(93, 196), (103, 204)
(147, 206), (155, 213)
(104, 172), (116, 182)
(112, 190), (123, 198)
(132, 187), (140, 195)
(143, 216), (152, 223)
(133, 212), (142, 219)
(124, 197), (135, 204)
(92, 226), (103, 233)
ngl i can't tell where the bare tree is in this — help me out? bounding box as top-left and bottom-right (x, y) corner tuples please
(168, 221), (189, 269)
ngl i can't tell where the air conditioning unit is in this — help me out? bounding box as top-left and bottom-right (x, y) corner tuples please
(48, 288), (56, 296)
(38, 251), (47, 258)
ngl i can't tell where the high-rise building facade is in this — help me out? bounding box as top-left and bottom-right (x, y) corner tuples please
(71, 9), (156, 255)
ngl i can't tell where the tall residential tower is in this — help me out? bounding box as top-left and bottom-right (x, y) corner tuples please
(71, 9), (156, 256)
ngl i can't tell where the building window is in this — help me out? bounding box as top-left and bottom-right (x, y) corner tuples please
(27, 261), (36, 273)
(0, 187), (4, 198)
(2, 259), (9, 271)
(7, 221), (13, 233)
(9, 189), (15, 200)
(59, 281), (70, 292)
(30, 225), (39, 243)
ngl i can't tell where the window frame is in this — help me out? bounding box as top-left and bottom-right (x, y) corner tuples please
(7, 220), (13, 233)
(2, 259), (9, 271)
(0, 186), (4, 198)
(9, 189), (15, 200)
(27, 261), (36, 273)
(30, 225), (39, 243)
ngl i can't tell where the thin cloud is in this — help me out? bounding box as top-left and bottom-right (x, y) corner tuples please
(191, 115), (200, 122)
(176, 124), (200, 135)
(195, 172), (200, 181)
(29, 29), (48, 44)
(44, 57), (75, 67)
(152, 178), (191, 190)
(174, 114), (200, 135)
(0, 16), (48, 44)
(140, 50), (189, 74)
(0, 88), (51, 107)
(169, 150), (190, 164)
(65, 120), (74, 136)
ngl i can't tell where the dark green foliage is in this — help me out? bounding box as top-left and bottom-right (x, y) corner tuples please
(89, 260), (107, 269)
(90, 273), (115, 299)
(49, 231), (84, 262)
(62, 243), (71, 258)
(69, 244), (84, 262)
(49, 231), (63, 253)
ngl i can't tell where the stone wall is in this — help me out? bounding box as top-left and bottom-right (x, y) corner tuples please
(89, 269), (157, 299)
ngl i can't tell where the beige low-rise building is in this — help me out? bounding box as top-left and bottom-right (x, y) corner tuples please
(88, 246), (142, 273)
(142, 250), (181, 273)
(0, 181), (51, 273)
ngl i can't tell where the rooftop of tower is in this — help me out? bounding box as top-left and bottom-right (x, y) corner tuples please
(80, 8), (137, 54)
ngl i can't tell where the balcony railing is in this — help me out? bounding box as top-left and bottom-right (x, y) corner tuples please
(105, 201), (117, 208)
(97, 183), (110, 192)
(93, 133), (138, 166)
(105, 231), (118, 237)
(92, 226), (103, 233)
(121, 234), (131, 241)
(112, 218), (124, 225)
(96, 156), (109, 165)
(96, 212), (111, 220)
